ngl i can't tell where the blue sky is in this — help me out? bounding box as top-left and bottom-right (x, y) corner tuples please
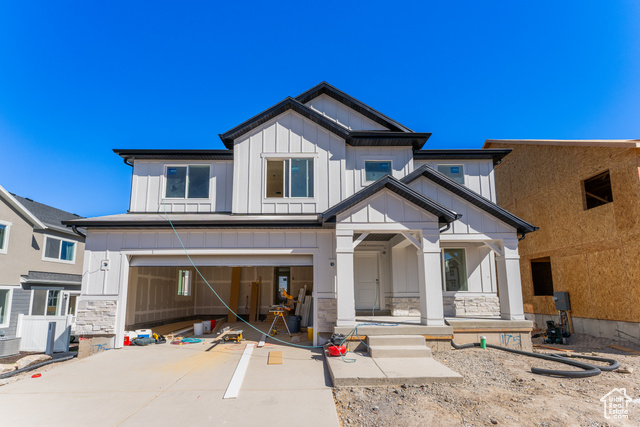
(1, 1), (638, 217)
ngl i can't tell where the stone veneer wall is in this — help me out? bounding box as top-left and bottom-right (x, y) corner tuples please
(385, 297), (420, 316)
(317, 298), (336, 332)
(388, 295), (500, 317)
(75, 300), (118, 335)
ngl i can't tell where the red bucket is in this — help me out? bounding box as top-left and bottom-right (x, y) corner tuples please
(124, 336), (131, 346)
(327, 345), (347, 357)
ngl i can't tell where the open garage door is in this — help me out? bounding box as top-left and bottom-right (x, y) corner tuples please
(130, 254), (313, 267)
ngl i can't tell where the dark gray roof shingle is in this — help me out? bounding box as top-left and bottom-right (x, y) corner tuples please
(11, 194), (84, 235)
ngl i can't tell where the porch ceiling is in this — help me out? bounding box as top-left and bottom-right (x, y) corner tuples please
(353, 233), (396, 242)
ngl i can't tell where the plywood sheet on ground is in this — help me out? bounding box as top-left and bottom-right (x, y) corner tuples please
(151, 320), (203, 336)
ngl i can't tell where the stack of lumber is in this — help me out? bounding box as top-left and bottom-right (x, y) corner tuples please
(300, 295), (313, 328)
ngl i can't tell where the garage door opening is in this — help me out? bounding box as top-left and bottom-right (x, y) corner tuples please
(125, 264), (314, 331)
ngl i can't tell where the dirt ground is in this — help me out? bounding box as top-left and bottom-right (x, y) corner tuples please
(333, 334), (640, 427)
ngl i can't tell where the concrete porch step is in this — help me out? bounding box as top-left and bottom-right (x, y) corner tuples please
(368, 334), (427, 347)
(369, 344), (432, 358)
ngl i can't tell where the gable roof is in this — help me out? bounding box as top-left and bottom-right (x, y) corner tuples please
(218, 97), (349, 149)
(401, 165), (538, 235)
(219, 83), (429, 149)
(295, 82), (413, 132)
(0, 184), (84, 236)
(321, 174), (461, 225)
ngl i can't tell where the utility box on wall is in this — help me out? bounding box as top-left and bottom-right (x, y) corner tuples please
(553, 291), (571, 311)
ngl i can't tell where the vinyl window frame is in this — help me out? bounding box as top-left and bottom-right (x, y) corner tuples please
(441, 247), (469, 293)
(263, 157), (315, 199)
(0, 286), (13, 328)
(42, 235), (77, 264)
(437, 164), (465, 185)
(28, 288), (63, 316)
(177, 269), (192, 297)
(364, 160), (393, 182)
(163, 164), (212, 200)
(0, 220), (11, 255)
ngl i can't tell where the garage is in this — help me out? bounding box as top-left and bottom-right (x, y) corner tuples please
(124, 255), (314, 332)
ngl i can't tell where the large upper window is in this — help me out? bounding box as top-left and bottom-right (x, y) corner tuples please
(43, 237), (76, 263)
(266, 159), (314, 198)
(582, 170), (612, 210)
(442, 248), (468, 292)
(365, 161), (391, 181)
(437, 164), (465, 184)
(165, 165), (210, 199)
(0, 221), (10, 254)
(531, 257), (554, 296)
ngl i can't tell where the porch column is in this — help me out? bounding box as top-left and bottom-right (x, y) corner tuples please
(335, 229), (356, 327)
(417, 229), (445, 326)
(496, 238), (525, 320)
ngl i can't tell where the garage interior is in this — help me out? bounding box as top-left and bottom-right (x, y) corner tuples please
(124, 264), (314, 331)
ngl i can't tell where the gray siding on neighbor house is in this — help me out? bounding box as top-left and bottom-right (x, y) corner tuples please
(0, 288), (30, 338)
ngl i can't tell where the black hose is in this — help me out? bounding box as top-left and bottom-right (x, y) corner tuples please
(450, 341), (602, 378)
(550, 353), (621, 371)
(0, 353), (77, 379)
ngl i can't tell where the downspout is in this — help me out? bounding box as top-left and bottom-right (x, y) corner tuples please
(439, 223), (451, 233)
(123, 157), (133, 167)
(72, 225), (86, 238)
(518, 233), (526, 241)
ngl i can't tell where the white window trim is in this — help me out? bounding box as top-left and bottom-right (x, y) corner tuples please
(176, 269), (193, 299)
(29, 288), (64, 316)
(263, 157), (316, 200)
(0, 220), (11, 255)
(162, 164), (212, 201)
(0, 286), (13, 328)
(42, 235), (77, 264)
(436, 163), (465, 185)
(363, 160), (393, 182)
(441, 247), (469, 293)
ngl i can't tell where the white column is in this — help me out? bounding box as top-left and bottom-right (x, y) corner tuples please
(496, 238), (525, 320)
(335, 229), (356, 327)
(417, 229), (445, 326)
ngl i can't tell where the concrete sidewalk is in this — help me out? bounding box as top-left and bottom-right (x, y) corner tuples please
(0, 330), (339, 427)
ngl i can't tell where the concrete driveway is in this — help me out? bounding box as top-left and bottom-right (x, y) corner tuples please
(0, 331), (339, 427)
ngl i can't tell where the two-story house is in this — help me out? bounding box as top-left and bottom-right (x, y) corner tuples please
(0, 185), (85, 352)
(64, 83), (537, 352)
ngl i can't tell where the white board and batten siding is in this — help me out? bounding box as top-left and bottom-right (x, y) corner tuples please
(82, 229), (336, 297)
(345, 146), (414, 198)
(414, 160), (496, 202)
(407, 177), (515, 236)
(304, 94), (388, 131)
(232, 110), (346, 214)
(16, 314), (72, 352)
(130, 160), (233, 213)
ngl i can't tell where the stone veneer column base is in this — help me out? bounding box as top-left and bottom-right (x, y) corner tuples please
(317, 298), (337, 333)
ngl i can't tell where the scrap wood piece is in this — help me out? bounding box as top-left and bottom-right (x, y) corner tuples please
(267, 351), (283, 365)
(608, 345), (640, 356)
(533, 344), (575, 352)
(223, 343), (255, 399)
(228, 267), (242, 323)
(258, 334), (266, 348)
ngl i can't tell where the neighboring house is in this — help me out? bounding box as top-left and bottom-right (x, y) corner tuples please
(0, 185), (85, 343)
(484, 139), (640, 342)
(65, 82), (537, 351)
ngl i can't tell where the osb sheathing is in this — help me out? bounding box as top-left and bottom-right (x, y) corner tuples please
(488, 142), (640, 323)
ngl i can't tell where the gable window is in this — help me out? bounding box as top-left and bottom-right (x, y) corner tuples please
(178, 270), (191, 296)
(365, 161), (392, 181)
(0, 288), (12, 327)
(43, 236), (76, 263)
(0, 221), (10, 254)
(442, 248), (468, 292)
(437, 165), (465, 184)
(266, 159), (314, 198)
(531, 257), (554, 296)
(582, 170), (612, 210)
(165, 165), (210, 199)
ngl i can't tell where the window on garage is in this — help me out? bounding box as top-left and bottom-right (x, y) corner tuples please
(178, 270), (191, 296)
(165, 165), (210, 199)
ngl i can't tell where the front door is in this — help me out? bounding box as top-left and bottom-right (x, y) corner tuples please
(354, 252), (380, 310)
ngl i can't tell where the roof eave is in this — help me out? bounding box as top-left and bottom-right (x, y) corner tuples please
(0, 184), (47, 229)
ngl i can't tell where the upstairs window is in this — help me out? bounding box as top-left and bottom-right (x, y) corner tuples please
(437, 164), (465, 184)
(43, 237), (76, 263)
(365, 161), (392, 181)
(266, 159), (314, 198)
(582, 170), (612, 210)
(0, 221), (10, 254)
(531, 257), (554, 296)
(165, 165), (210, 199)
